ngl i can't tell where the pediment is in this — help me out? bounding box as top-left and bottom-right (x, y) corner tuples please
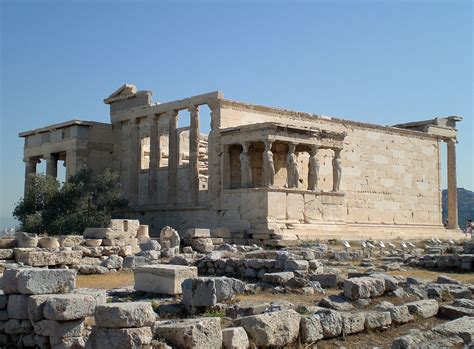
(104, 84), (137, 104)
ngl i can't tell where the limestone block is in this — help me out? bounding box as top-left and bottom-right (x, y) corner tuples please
(134, 264), (197, 295)
(43, 294), (96, 320)
(211, 227), (231, 238)
(286, 193), (305, 222)
(222, 327), (249, 349)
(363, 311), (391, 330)
(87, 326), (153, 349)
(155, 317), (222, 349)
(284, 259), (309, 271)
(315, 308), (342, 338)
(38, 237), (60, 248)
(83, 228), (128, 240)
(191, 238), (214, 253)
(59, 235), (84, 248)
(300, 315), (323, 344)
(101, 255), (123, 269)
(319, 295), (354, 311)
(182, 277), (244, 307)
(50, 336), (86, 349)
(109, 219), (140, 237)
(78, 265), (108, 274)
(387, 305), (413, 324)
(14, 248), (83, 267)
(94, 302), (155, 328)
(5, 319), (32, 334)
(405, 299), (439, 318)
(17, 232), (38, 248)
(28, 295), (51, 322)
(0, 249), (13, 259)
(234, 309), (300, 347)
(33, 319), (84, 338)
(183, 228), (211, 238)
(343, 277), (385, 300)
(17, 269), (76, 294)
(341, 312), (365, 334)
(123, 256), (149, 270)
(139, 239), (161, 251)
(7, 294), (29, 319)
(309, 273), (343, 288)
(262, 272), (294, 285)
(2, 268), (20, 294)
(102, 237), (138, 247)
(433, 316), (474, 344)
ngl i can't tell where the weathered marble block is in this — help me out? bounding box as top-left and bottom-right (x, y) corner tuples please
(134, 264), (197, 295)
(94, 302), (155, 328)
(13, 248), (82, 267)
(17, 269), (76, 295)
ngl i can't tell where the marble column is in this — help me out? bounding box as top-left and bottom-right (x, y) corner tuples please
(167, 110), (179, 205)
(189, 105), (200, 205)
(65, 149), (88, 179)
(128, 120), (140, 207)
(446, 139), (458, 229)
(24, 157), (38, 194)
(148, 115), (159, 204)
(45, 154), (58, 178)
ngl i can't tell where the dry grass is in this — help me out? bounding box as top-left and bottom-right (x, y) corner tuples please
(76, 271), (134, 289)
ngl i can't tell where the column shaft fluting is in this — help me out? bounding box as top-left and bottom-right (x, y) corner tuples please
(167, 110), (179, 205)
(189, 105), (200, 205)
(447, 139), (458, 229)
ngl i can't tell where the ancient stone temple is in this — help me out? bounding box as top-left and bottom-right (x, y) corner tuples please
(19, 84), (462, 241)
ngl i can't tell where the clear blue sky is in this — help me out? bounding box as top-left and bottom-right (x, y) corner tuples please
(1, 0), (472, 228)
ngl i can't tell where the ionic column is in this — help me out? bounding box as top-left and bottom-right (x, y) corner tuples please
(24, 157), (38, 194)
(188, 105), (200, 205)
(167, 110), (179, 205)
(128, 120), (140, 207)
(148, 115), (159, 205)
(45, 154), (58, 178)
(446, 139), (458, 229)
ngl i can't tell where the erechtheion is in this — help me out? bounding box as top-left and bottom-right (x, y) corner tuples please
(19, 84), (462, 242)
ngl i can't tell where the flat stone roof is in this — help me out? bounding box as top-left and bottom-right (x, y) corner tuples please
(19, 119), (111, 137)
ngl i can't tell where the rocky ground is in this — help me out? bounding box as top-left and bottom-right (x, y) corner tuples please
(1, 224), (473, 348)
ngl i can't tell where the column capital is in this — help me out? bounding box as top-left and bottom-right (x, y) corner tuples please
(188, 104), (199, 113)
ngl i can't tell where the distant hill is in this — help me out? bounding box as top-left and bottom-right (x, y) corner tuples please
(442, 188), (474, 229)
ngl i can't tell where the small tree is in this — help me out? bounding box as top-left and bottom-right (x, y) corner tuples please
(13, 168), (127, 235)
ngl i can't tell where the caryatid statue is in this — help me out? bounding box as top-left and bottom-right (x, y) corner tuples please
(286, 143), (300, 188)
(262, 140), (275, 187)
(240, 142), (252, 188)
(332, 148), (342, 192)
(308, 145), (320, 191)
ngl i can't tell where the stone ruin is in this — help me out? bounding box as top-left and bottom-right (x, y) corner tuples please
(19, 84), (464, 243)
(0, 221), (473, 348)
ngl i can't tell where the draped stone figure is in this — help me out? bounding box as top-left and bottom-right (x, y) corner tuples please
(286, 143), (299, 188)
(262, 141), (275, 187)
(308, 145), (320, 190)
(332, 149), (342, 192)
(240, 143), (252, 188)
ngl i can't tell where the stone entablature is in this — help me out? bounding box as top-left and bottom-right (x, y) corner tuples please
(19, 83), (463, 240)
(19, 120), (114, 190)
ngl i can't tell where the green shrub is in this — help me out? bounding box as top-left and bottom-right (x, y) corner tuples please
(13, 168), (127, 235)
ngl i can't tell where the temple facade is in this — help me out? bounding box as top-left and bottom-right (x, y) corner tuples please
(19, 84), (462, 243)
